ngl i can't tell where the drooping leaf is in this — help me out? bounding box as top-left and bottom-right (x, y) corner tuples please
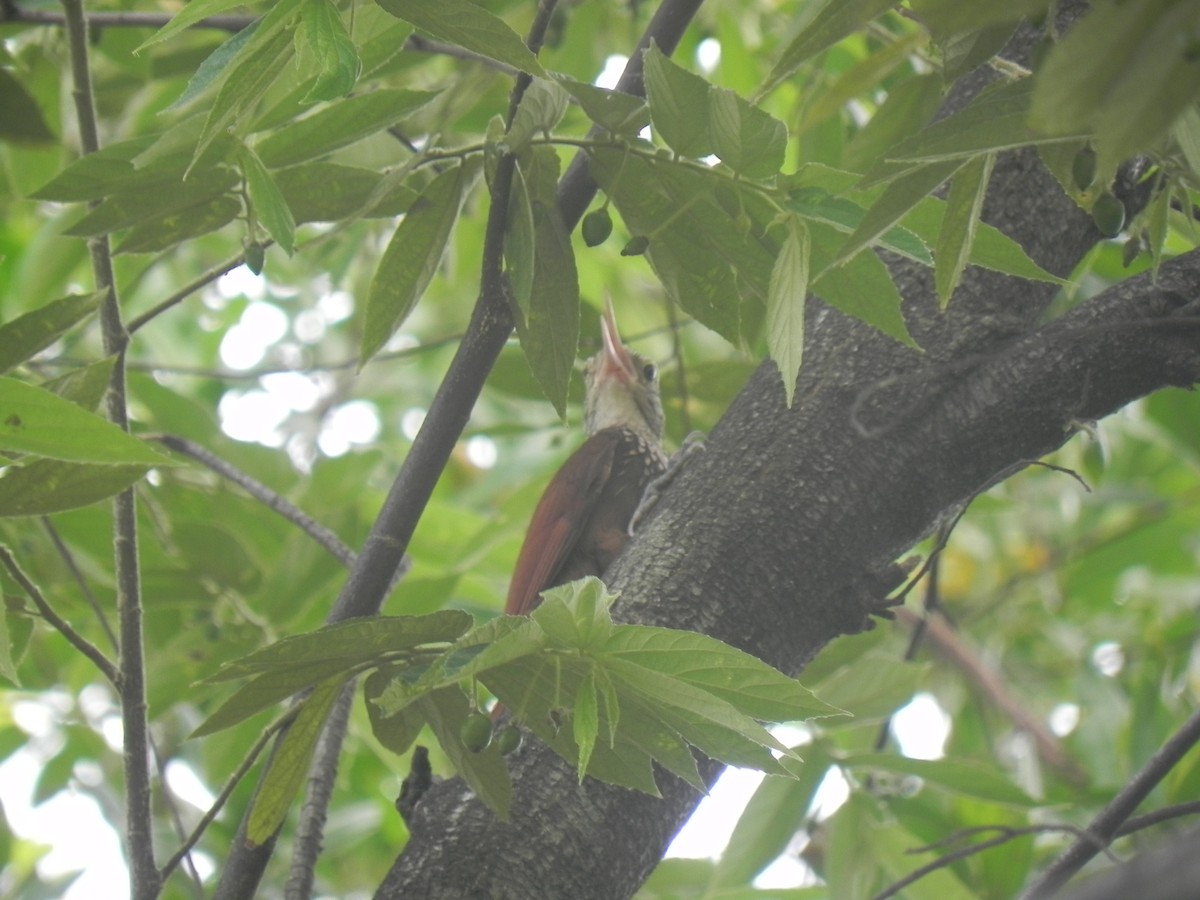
(0, 293), (104, 375)
(247, 675), (346, 844)
(417, 687), (513, 818)
(238, 143), (295, 255)
(0, 378), (174, 466)
(934, 152), (995, 307)
(506, 77), (569, 152)
(0, 69), (56, 145)
(360, 163), (470, 368)
(504, 164), (536, 316)
(374, 0), (545, 77)
(767, 216), (810, 407)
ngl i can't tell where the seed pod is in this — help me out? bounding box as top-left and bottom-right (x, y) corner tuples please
(582, 208), (613, 247)
(1092, 193), (1126, 237)
(1071, 146), (1096, 191)
(459, 712), (493, 753)
(621, 235), (650, 256)
(495, 726), (522, 755)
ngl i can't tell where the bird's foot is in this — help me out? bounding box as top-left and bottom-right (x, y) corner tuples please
(629, 431), (706, 535)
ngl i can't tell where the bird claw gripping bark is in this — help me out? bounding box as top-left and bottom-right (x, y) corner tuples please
(628, 430), (706, 536)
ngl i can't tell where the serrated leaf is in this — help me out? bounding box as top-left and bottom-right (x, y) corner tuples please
(504, 164), (536, 316)
(708, 88), (786, 179)
(360, 164), (468, 368)
(788, 190), (933, 267)
(510, 147), (579, 417)
(255, 89), (439, 168)
(837, 160), (964, 265)
(809, 224), (916, 349)
(573, 667), (600, 781)
(0, 461), (148, 517)
(759, 0), (897, 99)
(0, 378), (174, 466)
(935, 152), (994, 307)
(553, 77), (650, 135)
(0, 293), (104, 375)
(644, 42), (713, 159)
(247, 676), (345, 845)
(137, 0), (256, 51)
(767, 217), (810, 407)
(507, 77), (569, 152)
(299, 0), (361, 103)
(419, 687), (512, 818)
(374, 0), (545, 77)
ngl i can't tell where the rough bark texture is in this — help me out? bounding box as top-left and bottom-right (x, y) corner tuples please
(376, 7), (1200, 899)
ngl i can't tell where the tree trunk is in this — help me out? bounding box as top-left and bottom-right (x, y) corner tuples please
(375, 7), (1200, 897)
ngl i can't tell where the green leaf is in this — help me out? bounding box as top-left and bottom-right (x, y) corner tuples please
(504, 164), (536, 316)
(137, 0), (257, 51)
(0, 461), (148, 517)
(553, 77), (649, 135)
(810, 224), (916, 349)
(844, 752), (1036, 806)
(360, 164), (469, 368)
(911, 0), (1052, 41)
(884, 78), (1087, 167)
(418, 687), (513, 818)
(507, 77), (569, 153)
(836, 160), (964, 265)
(247, 676), (346, 844)
(238, 143), (295, 255)
(510, 147), (579, 417)
(255, 89), (439, 168)
(0, 293), (104, 375)
(759, 0), (898, 99)
(64, 168), (239, 237)
(767, 216), (810, 407)
(843, 74), (944, 175)
(935, 153), (994, 307)
(30, 136), (157, 202)
(0, 69), (55, 145)
(644, 42), (714, 159)
(274, 162), (418, 224)
(169, 26), (259, 112)
(708, 87), (787, 179)
(114, 196), (242, 255)
(0, 378), (174, 466)
(573, 667), (600, 781)
(299, 0), (361, 103)
(374, 0), (545, 77)
(193, 6), (300, 165)
(364, 666), (427, 755)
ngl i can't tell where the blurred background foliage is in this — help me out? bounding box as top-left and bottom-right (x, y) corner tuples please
(2, 0), (1200, 896)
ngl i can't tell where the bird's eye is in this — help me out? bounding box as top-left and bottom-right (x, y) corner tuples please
(642, 363), (657, 382)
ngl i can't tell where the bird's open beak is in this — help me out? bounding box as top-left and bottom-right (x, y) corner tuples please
(598, 298), (637, 386)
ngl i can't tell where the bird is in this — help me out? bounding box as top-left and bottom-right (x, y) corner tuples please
(504, 299), (667, 618)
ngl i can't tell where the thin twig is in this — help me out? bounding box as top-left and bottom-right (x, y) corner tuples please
(0, 545), (119, 685)
(0, 2), (251, 31)
(60, 2), (158, 896)
(41, 517), (118, 651)
(152, 435), (356, 567)
(126, 252), (246, 336)
(1019, 706), (1200, 899)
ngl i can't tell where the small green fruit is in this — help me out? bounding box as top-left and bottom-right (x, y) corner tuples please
(1122, 236), (1141, 268)
(1092, 193), (1126, 237)
(1071, 146), (1096, 191)
(495, 726), (522, 755)
(581, 208), (613, 247)
(621, 235), (650, 256)
(459, 712), (493, 753)
(244, 242), (266, 275)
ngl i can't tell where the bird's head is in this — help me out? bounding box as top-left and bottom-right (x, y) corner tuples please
(583, 300), (663, 442)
